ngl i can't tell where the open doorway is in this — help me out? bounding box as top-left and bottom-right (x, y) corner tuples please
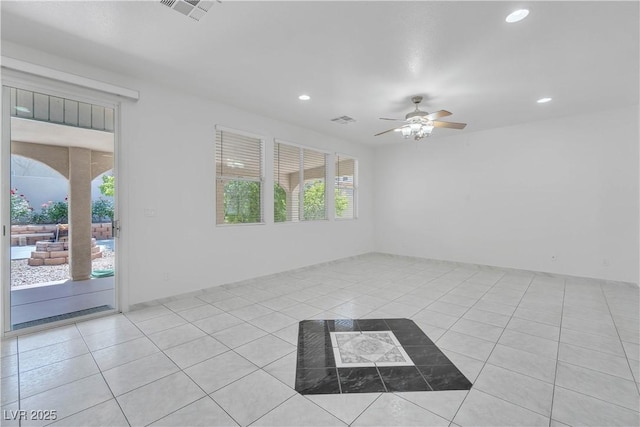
(5, 86), (118, 331)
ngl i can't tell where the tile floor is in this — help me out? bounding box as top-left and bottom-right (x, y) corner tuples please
(1, 253), (639, 426)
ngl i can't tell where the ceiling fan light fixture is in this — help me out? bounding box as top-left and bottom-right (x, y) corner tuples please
(506, 9), (529, 23)
(374, 96), (466, 140)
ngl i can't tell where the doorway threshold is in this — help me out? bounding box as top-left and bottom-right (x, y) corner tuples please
(12, 304), (112, 330)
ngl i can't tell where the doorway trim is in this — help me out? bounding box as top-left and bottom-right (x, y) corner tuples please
(2, 56), (139, 101)
(1, 69), (129, 337)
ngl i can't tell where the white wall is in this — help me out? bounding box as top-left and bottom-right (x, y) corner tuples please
(2, 43), (375, 305)
(374, 106), (639, 284)
(121, 82), (374, 304)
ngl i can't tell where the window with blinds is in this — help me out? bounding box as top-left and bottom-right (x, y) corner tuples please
(303, 148), (327, 220)
(335, 155), (357, 219)
(274, 142), (301, 222)
(273, 141), (327, 222)
(215, 129), (263, 224)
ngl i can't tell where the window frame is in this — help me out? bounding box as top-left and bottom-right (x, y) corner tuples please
(215, 125), (266, 226)
(334, 152), (358, 221)
(273, 139), (301, 224)
(273, 139), (330, 224)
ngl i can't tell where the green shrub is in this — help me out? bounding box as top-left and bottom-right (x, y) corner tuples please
(10, 189), (32, 224)
(303, 181), (348, 220)
(274, 181), (348, 222)
(223, 181), (261, 223)
(41, 200), (68, 224)
(274, 184), (287, 222)
(92, 198), (114, 222)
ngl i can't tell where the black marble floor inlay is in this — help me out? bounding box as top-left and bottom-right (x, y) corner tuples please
(339, 367), (386, 393)
(295, 368), (341, 395)
(295, 318), (473, 394)
(378, 366), (432, 392)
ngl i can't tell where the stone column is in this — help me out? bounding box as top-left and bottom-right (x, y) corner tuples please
(68, 147), (92, 281)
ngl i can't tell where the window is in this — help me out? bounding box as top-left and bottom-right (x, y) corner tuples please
(335, 154), (357, 219)
(274, 142), (300, 222)
(215, 129), (263, 224)
(273, 141), (327, 222)
(302, 148), (327, 220)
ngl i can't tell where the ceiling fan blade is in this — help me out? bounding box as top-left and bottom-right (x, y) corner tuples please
(379, 117), (405, 121)
(433, 120), (467, 129)
(374, 127), (400, 136)
(425, 110), (452, 120)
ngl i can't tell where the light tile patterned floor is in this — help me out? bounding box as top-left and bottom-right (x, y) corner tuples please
(1, 253), (639, 426)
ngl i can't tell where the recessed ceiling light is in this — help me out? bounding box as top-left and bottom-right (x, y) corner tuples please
(537, 97), (552, 103)
(298, 94), (311, 101)
(506, 9), (529, 23)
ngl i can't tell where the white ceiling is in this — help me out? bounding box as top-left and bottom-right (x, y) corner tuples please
(2, 1), (638, 146)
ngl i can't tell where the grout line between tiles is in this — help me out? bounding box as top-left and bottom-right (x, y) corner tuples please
(447, 318), (561, 349)
(600, 282), (640, 395)
(88, 318), (151, 426)
(113, 316), (242, 426)
(346, 392), (384, 426)
(547, 277), (567, 427)
(247, 392), (299, 426)
(448, 271), (537, 424)
(34, 323), (130, 427)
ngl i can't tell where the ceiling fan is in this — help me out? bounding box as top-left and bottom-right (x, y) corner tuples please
(375, 96), (467, 140)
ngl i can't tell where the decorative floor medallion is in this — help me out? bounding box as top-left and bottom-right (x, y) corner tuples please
(295, 318), (473, 394)
(330, 331), (414, 367)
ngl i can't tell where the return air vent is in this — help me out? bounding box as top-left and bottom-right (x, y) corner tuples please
(331, 116), (357, 125)
(160, 0), (216, 21)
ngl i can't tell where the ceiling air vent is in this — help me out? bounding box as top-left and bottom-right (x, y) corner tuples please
(331, 116), (357, 125)
(160, 0), (216, 21)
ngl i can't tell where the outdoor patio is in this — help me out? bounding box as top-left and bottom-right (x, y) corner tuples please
(9, 239), (116, 328)
(10, 239), (115, 288)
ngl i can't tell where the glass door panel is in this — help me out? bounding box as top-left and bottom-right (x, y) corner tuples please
(5, 86), (117, 331)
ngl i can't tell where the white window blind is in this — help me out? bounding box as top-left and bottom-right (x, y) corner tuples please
(335, 155), (357, 219)
(273, 141), (328, 222)
(274, 142), (301, 222)
(215, 129), (263, 224)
